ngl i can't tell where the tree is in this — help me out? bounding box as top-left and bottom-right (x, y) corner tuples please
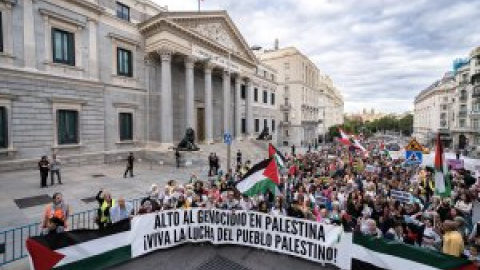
(398, 114), (413, 136)
(329, 125), (340, 139)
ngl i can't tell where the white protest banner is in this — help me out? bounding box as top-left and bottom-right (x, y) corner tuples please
(390, 190), (412, 204)
(388, 151), (403, 160)
(129, 209), (350, 269)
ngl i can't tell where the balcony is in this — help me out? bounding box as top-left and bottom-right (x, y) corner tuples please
(280, 104), (292, 111)
(301, 120), (318, 126)
(458, 110), (468, 117)
(450, 126), (475, 132)
(470, 110), (480, 118)
(279, 121), (291, 127)
(459, 96), (468, 102)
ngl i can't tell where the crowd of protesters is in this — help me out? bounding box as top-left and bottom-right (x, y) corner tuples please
(41, 138), (480, 265)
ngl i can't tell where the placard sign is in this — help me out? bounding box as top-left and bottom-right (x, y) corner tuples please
(390, 190), (412, 204)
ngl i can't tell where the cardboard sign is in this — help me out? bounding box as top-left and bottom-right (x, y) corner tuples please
(446, 159), (464, 170)
(390, 190), (412, 204)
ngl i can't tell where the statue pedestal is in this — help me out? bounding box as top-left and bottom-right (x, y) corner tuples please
(183, 159), (193, 167)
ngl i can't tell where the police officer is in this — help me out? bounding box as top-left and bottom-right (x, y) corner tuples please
(38, 156), (50, 188)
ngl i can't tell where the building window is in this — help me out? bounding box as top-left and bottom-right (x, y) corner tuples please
(271, 93), (275, 105)
(263, 90), (268, 104)
(284, 62), (289, 70)
(117, 48), (133, 77)
(441, 105), (447, 110)
(459, 119), (466, 128)
(264, 71), (267, 78)
(271, 74), (275, 81)
(264, 119), (268, 130)
(473, 103), (480, 112)
(285, 75), (290, 81)
(271, 119), (275, 132)
(254, 88), (258, 102)
(255, 119), (259, 132)
(0, 107), (7, 148)
(472, 119), (480, 129)
(119, 112), (133, 141)
(241, 118), (246, 134)
(116, 2), (130, 21)
(241, 85), (246, 99)
(52, 28), (75, 66)
(0, 12), (3, 53)
(57, 110), (78, 145)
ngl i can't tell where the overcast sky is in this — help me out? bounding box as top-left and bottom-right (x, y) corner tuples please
(153, 0), (480, 113)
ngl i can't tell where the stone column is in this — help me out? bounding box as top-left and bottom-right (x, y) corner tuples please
(88, 19), (98, 79)
(23, 0), (36, 69)
(234, 75), (242, 139)
(185, 56), (196, 129)
(204, 63), (214, 144)
(144, 56), (153, 146)
(223, 71), (231, 134)
(159, 50), (173, 145)
(246, 79), (254, 138)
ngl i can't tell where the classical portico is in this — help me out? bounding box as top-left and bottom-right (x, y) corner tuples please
(139, 11), (257, 147)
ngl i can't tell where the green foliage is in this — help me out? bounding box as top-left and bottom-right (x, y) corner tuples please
(329, 114), (413, 138)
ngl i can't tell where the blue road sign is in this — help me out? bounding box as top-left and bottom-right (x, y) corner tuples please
(405, 150), (422, 164)
(223, 132), (232, 145)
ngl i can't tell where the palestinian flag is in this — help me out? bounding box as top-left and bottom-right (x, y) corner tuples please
(434, 133), (451, 197)
(352, 233), (476, 270)
(268, 143), (287, 169)
(27, 219), (131, 270)
(236, 158), (280, 197)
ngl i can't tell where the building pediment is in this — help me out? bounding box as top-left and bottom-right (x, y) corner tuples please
(140, 11), (257, 67)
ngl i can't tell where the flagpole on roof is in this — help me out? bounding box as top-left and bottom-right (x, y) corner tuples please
(198, 0), (201, 12)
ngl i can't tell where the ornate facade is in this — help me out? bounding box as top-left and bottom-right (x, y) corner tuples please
(0, 0), (279, 169)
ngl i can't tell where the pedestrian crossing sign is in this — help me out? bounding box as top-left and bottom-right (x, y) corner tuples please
(405, 150), (422, 164)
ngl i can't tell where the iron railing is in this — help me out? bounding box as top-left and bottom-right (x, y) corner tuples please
(0, 198), (142, 266)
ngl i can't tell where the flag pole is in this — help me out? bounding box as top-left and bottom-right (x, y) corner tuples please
(198, 0), (200, 12)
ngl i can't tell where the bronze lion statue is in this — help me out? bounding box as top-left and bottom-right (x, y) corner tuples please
(177, 128), (199, 151)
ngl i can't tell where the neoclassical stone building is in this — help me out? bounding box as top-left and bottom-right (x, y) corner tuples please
(0, 0), (280, 169)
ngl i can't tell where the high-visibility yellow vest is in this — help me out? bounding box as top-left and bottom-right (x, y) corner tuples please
(421, 177), (435, 191)
(100, 199), (115, 223)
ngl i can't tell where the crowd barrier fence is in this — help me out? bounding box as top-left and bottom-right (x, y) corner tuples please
(0, 198), (142, 266)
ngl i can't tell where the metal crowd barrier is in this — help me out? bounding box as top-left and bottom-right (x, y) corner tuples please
(0, 198), (143, 266)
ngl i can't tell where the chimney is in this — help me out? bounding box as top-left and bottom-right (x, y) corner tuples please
(274, 38), (279, 50)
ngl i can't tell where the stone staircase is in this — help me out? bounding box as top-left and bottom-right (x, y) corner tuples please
(137, 140), (272, 169)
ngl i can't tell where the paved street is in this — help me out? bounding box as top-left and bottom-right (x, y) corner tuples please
(0, 161), (209, 230)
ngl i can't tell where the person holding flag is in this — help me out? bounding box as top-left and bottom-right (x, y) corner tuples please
(235, 157), (280, 197)
(268, 143), (287, 170)
(434, 133), (451, 198)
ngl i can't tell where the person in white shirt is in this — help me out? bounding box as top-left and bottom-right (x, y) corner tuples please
(50, 154), (62, 185)
(270, 199), (286, 216)
(422, 218), (441, 250)
(110, 197), (133, 223)
(239, 195), (253, 211)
